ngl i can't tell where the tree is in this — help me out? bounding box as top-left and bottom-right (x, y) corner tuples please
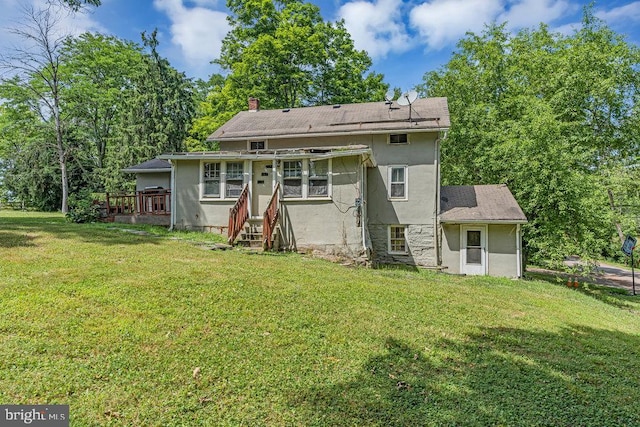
(421, 11), (640, 265)
(0, 4), (74, 213)
(187, 0), (387, 147)
(62, 33), (145, 174)
(102, 30), (196, 191)
(59, 0), (101, 11)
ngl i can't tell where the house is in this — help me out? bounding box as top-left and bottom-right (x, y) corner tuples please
(156, 97), (526, 277)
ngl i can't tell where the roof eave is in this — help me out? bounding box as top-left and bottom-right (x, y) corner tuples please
(439, 218), (528, 224)
(207, 126), (450, 142)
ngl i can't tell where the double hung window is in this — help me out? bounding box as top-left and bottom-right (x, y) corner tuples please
(225, 162), (244, 198)
(388, 166), (407, 200)
(283, 160), (303, 198)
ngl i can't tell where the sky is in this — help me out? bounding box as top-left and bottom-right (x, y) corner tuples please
(1, 0), (640, 91)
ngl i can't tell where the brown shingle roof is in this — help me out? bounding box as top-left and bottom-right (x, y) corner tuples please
(209, 97), (450, 141)
(440, 185), (527, 223)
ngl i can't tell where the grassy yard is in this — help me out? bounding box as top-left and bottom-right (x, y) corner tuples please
(1, 211), (639, 426)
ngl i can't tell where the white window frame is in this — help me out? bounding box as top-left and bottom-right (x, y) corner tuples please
(388, 133), (410, 144)
(202, 162), (221, 198)
(308, 158), (330, 198)
(282, 159), (303, 199)
(280, 158), (333, 200)
(200, 160), (248, 200)
(388, 165), (408, 201)
(248, 140), (267, 150)
(388, 225), (408, 254)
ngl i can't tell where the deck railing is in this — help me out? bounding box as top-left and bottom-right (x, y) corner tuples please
(228, 184), (249, 245)
(262, 183), (280, 250)
(106, 190), (171, 216)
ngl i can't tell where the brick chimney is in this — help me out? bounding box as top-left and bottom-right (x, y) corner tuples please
(248, 97), (260, 112)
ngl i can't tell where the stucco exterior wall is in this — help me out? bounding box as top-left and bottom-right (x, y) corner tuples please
(135, 172), (170, 192)
(487, 224), (519, 277)
(278, 155), (363, 255)
(366, 133), (439, 267)
(171, 155), (364, 255)
(441, 224), (461, 274)
(440, 223), (520, 277)
(172, 159), (235, 232)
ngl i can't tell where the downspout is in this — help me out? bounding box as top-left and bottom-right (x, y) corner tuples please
(169, 159), (176, 231)
(435, 131), (447, 267)
(516, 224), (522, 278)
(361, 158), (367, 251)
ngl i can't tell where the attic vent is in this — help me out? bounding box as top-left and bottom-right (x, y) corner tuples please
(282, 108), (290, 112)
(333, 104), (341, 109)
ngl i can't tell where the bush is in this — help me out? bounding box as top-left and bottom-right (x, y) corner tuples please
(66, 192), (101, 223)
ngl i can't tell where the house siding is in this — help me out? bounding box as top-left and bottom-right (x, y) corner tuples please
(366, 133), (439, 267)
(173, 159), (235, 232)
(278, 155), (363, 255)
(135, 172), (170, 192)
(487, 224), (519, 277)
(441, 224), (461, 274)
(440, 223), (520, 277)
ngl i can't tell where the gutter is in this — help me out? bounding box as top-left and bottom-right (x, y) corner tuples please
(208, 127), (451, 143)
(516, 224), (522, 278)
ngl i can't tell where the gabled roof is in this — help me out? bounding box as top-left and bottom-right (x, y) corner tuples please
(209, 97), (450, 141)
(122, 158), (171, 173)
(440, 185), (527, 224)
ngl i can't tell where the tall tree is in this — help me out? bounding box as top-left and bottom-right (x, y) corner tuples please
(0, 4), (74, 213)
(102, 30), (196, 191)
(187, 0), (387, 147)
(421, 11), (640, 265)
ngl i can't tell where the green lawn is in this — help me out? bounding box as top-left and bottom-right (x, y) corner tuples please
(1, 211), (639, 426)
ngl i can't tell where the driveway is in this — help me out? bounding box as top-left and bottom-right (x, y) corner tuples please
(528, 259), (639, 295)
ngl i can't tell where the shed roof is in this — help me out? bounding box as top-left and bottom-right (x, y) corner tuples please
(440, 185), (527, 224)
(122, 158), (171, 173)
(209, 97), (450, 141)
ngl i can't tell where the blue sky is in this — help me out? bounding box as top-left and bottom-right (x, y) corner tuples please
(2, 0), (640, 91)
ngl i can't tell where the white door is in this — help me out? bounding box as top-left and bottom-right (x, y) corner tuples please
(251, 161), (273, 217)
(461, 226), (487, 275)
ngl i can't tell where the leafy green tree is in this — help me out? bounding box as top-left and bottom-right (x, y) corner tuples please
(421, 10), (640, 265)
(187, 0), (387, 148)
(59, 0), (101, 11)
(102, 30), (196, 191)
(0, 5), (75, 212)
(62, 34), (145, 177)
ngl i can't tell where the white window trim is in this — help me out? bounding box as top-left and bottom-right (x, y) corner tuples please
(200, 160), (249, 201)
(388, 225), (408, 254)
(280, 158), (332, 200)
(248, 140), (267, 150)
(388, 133), (410, 145)
(388, 165), (408, 201)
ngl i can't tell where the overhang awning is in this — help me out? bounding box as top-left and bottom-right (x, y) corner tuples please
(159, 145), (376, 166)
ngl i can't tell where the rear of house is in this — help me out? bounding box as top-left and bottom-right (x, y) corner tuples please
(161, 97), (449, 267)
(152, 97), (525, 277)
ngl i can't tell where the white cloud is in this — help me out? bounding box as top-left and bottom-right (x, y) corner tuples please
(0, 0), (104, 61)
(153, 0), (229, 67)
(409, 0), (504, 48)
(338, 0), (413, 58)
(595, 1), (640, 23)
(500, 0), (574, 29)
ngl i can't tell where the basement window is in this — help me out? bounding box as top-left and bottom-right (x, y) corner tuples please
(389, 225), (408, 254)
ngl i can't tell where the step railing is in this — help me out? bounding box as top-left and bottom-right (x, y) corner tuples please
(262, 182), (281, 250)
(228, 184), (250, 245)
